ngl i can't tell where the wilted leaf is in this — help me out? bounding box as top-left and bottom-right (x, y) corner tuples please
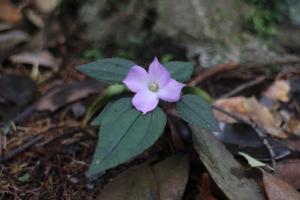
(263, 171), (300, 200)
(191, 127), (265, 200)
(10, 50), (59, 71)
(214, 97), (287, 138)
(177, 95), (219, 132)
(87, 98), (166, 177)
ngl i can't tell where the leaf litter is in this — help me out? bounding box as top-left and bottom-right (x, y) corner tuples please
(1, 0), (300, 199)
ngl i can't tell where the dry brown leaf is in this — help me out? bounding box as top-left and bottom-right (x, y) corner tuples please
(0, 0), (22, 24)
(214, 97), (287, 138)
(277, 159), (300, 190)
(97, 164), (159, 200)
(152, 154), (189, 200)
(287, 117), (300, 136)
(34, 0), (59, 14)
(97, 155), (189, 200)
(10, 50), (59, 71)
(35, 80), (104, 112)
(263, 171), (300, 200)
(0, 30), (28, 52)
(192, 127), (265, 200)
(200, 173), (218, 200)
(264, 80), (290, 102)
(213, 96), (249, 123)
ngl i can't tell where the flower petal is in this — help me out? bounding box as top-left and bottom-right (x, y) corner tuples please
(157, 79), (185, 102)
(132, 90), (159, 114)
(148, 57), (171, 87)
(122, 65), (149, 93)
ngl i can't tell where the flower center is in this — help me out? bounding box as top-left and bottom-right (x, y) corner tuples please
(148, 82), (159, 92)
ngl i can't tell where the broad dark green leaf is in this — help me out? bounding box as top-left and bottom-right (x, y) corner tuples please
(163, 61), (193, 82)
(87, 97), (167, 177)
(176, 95), (219, 131)
(77, 58), (135, 83)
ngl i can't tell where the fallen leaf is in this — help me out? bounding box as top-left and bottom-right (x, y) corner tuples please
(276, 159), (300, 190)
(285, 138), (300, 152)
(0, 30), (28, 52)
(287, 117), (300, 136)
(0, 23), (12, 31)
(214, 97), (287, 138)
(35, 80), (104, 112)
(0, 74), (36, 123)
(0, 0), (22, 24)
(15, 80), (104, 123)
(97, 154), (189, 200)
(152, 154), (189, 200)
(24, 9), (44, 28)
(213, 97), (248, 123)
(34, 0), (59, 14)
(214, 123), (290, 161)
(10, 50), (59, 71)
(0, 74), (36, 106)
(263, 80), (290, 102)
(97, 164), (159, 200)
(191, 127), (265, 200)
(200, 173), (218, 200)
(263, 171), (300, 200)
(238, 152), (273, 170)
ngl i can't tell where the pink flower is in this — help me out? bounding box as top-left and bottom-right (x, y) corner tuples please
(123, 57), (185, 114)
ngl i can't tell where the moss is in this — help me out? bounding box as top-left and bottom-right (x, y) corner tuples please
(241, 0), (287, 40)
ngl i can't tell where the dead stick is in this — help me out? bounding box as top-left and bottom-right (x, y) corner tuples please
(0, 135), (43, 163)
(187, 57), (300, 87)
(220, 76), (265, 98)
(212, 105), (276, 172)
(187, 61), (239, 86)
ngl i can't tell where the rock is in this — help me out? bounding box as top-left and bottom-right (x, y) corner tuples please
(154, 0), (295, 67)
(79, 0), (147, 45)
(287, 0), (300, 27)
(276, 25), (300, 53)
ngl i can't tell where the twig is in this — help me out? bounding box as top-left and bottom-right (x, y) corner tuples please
(0, 135), (43, 163)
(187, 61), (239, 86)
(220, 76), (265, 98)
(187, 57), (300, 87)
(0, 134), (3, 159)
(212, 105), (276, 172)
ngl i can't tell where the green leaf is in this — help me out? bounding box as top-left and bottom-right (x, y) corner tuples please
(77, 58), (135, 83)
(163, 61), (193, 82)
(238, 152), (273, 170)
(87, 98), (167, 177)
(176, 95), (219, 131)
(83, 84), (126, 126)
(91, 101), (113, 126)
(183, 86), (213, 103)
